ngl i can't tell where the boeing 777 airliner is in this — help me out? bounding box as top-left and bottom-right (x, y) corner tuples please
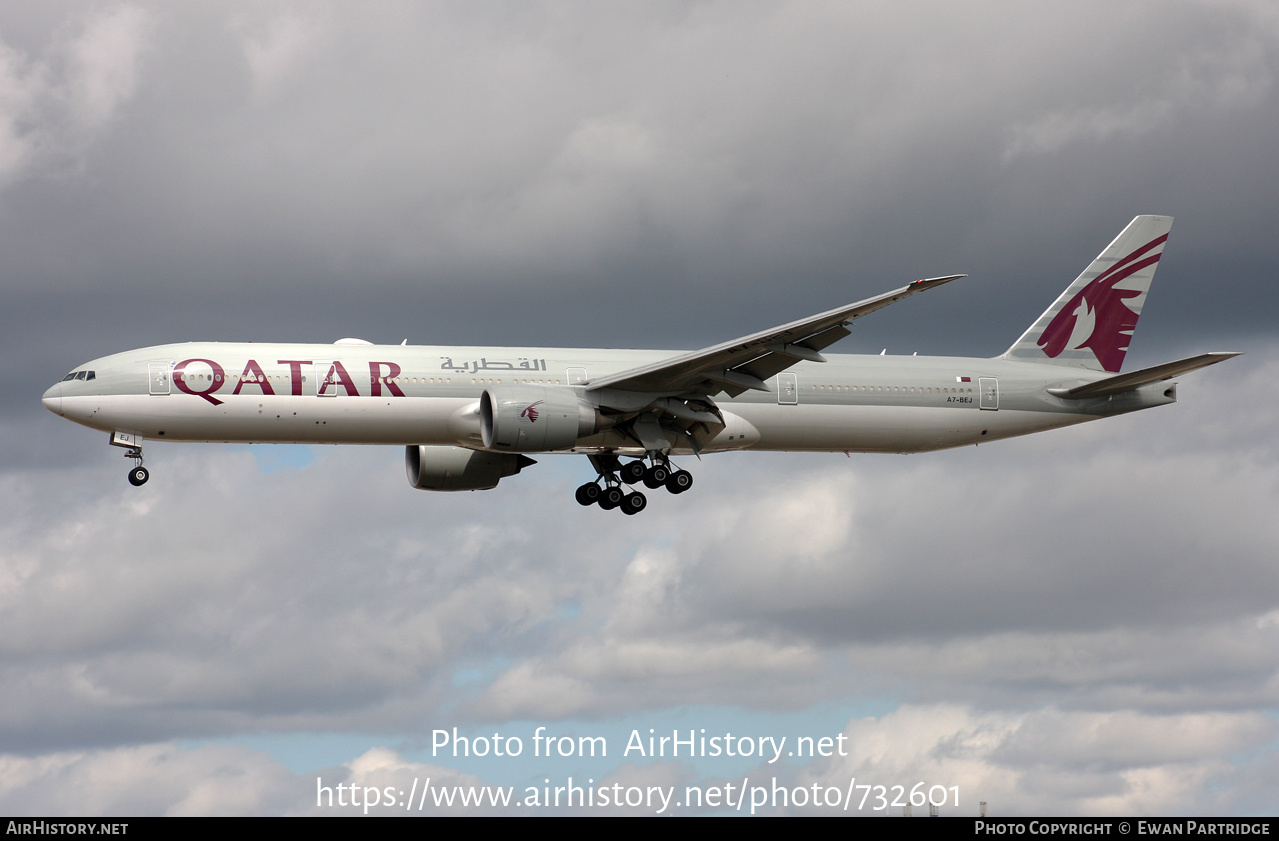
(43, 216), (1237, 514)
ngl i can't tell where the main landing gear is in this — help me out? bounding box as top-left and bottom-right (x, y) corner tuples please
(576, 453), (693, 515)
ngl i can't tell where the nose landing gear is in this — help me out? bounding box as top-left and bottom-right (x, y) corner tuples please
(110, 431), (149, 486)
(124, 447), (148, 486)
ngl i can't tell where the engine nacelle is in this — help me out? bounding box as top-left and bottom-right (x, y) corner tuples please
(405, 445), (534, 491)
(480, 385), (597, 452)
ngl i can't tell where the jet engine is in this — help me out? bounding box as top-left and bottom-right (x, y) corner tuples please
(405, 445), (534, 491)
(480, 385), (598, 452)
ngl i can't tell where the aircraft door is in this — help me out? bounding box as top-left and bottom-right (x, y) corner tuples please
(778, 372), (798, 405)
(148, 362), (171, 395)
(317, 364), (335, 397)
(566, 367), (587, 386)
(979, 377), (999, 410)
(317, 361), (356, 397)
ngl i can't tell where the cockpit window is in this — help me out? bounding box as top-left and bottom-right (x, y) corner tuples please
(85, 371), (95, 381)
(75, 371), (87, 381)
(62, 372), (77, 381)
(61, 370), (95, 382)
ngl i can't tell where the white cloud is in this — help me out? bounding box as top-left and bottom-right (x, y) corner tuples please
(0, 5), (153, 185)
(235, 7), (332, 104)
(62, 5), (154, 131)
(782, 705), (1274, 816)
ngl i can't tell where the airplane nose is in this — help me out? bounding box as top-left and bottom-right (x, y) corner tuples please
(42, 383), (62, 416)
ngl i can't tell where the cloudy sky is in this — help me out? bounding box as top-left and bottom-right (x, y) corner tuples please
(3, 0), (1278, 816)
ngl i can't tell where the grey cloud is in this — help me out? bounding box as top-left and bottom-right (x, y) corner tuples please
(0, 742), (300, 816)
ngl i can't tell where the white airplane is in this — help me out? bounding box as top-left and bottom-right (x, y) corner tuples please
(43, 216), (1237, 514)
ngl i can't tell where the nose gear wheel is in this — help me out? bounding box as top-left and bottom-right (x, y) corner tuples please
(123, 446), (148, 486)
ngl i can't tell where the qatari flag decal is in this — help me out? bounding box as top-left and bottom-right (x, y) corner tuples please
(956, 376), (971, 382)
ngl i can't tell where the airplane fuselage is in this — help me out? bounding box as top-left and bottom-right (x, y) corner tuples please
(42, 341), (1174, 456)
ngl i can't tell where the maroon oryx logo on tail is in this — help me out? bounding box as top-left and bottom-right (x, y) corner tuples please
(1037, 234), (1167, 372)
(520, 401), (544, 422)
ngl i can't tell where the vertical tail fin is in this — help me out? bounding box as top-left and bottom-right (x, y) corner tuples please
(1001, 215), (1173, 373)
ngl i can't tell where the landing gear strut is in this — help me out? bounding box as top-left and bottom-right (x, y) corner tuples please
(125, 447), (149, 486)
(575, 452), (692, 514)
(110, 431), (149, 486)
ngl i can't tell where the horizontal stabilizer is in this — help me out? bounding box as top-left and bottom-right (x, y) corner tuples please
(1047, 352), (1241, 399)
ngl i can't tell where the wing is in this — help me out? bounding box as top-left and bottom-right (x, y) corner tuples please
(587, 275), (963, 398)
